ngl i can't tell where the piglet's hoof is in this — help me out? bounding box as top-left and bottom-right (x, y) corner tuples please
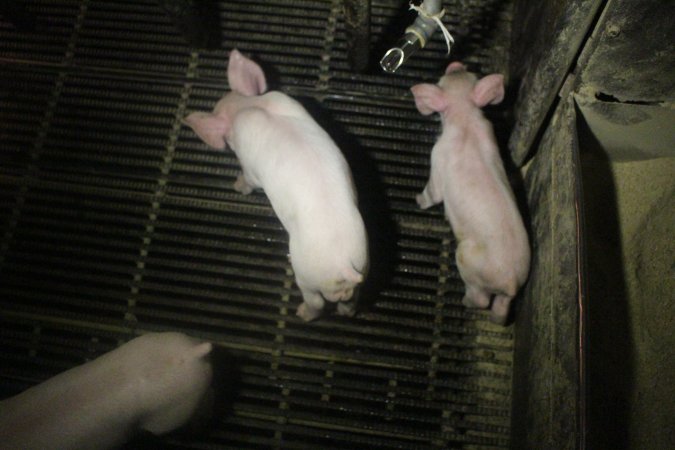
(415, 193), (433, 209)
(336, 301), (356, 317)
(234, 174), (253, 195)
(296, 303), (321, 322)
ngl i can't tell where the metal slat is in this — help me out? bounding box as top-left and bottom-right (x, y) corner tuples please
(0, 1), (80, 63)
(0, 0), (515, 448)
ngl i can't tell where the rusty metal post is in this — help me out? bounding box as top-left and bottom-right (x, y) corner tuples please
(343, 0), (371, 72)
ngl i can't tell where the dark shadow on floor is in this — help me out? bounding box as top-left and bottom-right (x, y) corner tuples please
(158, 0), (222, 50)
(295, 95), (399, 315)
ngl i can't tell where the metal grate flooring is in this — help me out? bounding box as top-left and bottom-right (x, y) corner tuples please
(0, 1), (514, 448)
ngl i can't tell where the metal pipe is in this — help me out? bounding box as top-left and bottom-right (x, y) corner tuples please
(380, 0), (446, 73)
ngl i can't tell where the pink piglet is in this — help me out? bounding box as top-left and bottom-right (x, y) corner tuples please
(183, 50), (368, 321)
(411, 62), (531, 324)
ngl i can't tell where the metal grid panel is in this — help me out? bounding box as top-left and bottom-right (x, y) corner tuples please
(0, 0), (81, 64)
(0, 1), (514, 448)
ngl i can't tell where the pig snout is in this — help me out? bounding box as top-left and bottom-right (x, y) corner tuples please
(0, 332), (214, 450)
(134, 332), (214, 435)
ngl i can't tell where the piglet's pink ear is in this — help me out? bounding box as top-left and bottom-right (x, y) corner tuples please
(227, 49), (268, 96)
(471, 74), (505, 108)
(182, 112), (229, 150)
(411, 84), (449, 115)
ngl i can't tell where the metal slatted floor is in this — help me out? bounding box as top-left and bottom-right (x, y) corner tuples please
(0, 1), (514, 448)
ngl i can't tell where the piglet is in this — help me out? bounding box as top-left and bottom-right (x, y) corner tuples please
(0, 332), (213, 449)
(411, 62), (530, 324)
(183, 49), (368, 321)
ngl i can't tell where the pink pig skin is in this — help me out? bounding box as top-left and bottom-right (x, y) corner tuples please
(0, 332), (213, 450)
(183, 49), (368, 321)
(411, 63), (530, 324)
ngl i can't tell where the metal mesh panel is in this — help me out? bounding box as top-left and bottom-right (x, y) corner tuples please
(0, 1), (514, 448)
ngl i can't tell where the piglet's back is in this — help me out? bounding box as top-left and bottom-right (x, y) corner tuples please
(230, 95), (358, 228)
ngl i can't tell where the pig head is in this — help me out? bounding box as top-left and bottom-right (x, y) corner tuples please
(182, 50), (368, 322)
(181, 48), (268, 151)
(411, 62), (530, 324)
(0, 332), (213, 449)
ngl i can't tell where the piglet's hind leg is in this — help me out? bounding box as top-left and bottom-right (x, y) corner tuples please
(336, 300), (356, 317)
(416, 178), (441, 209)
(234, 173), (254, 195)
(489, 294), (511, 325)
(296, 289), (325, 322)
(297, 302), (322, 322)
(461, 285), (490, 309)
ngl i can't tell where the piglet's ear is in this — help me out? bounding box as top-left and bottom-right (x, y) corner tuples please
(411, 83), (449, 115)
(227, 49), (268, 96)
(182, 112), (229, 150)
(471, 74), (505, 108)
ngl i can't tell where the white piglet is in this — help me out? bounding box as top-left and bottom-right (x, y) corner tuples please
(0, 332), (213, 449)
(411, 62), (530, 324)
(183, 49), (368, 321)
